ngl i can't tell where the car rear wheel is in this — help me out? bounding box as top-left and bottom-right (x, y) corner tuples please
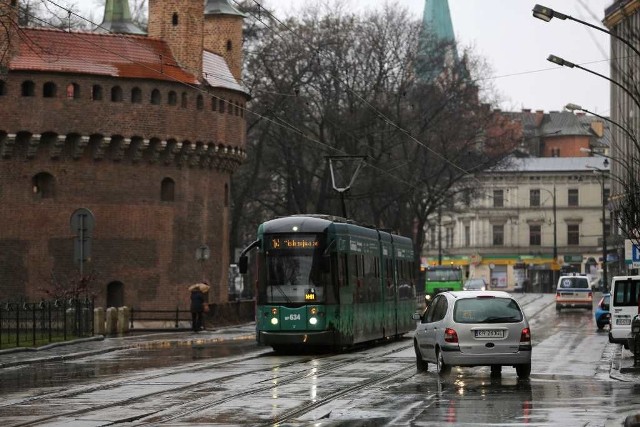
(436, 348), (450, 376)
(414, 341), (428, 372)
(516, 363), (531, 379)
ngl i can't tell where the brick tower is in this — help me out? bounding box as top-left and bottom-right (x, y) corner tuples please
(0, 1), (249, 310)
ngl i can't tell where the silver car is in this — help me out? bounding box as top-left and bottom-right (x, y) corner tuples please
(412, 291), (532, 378)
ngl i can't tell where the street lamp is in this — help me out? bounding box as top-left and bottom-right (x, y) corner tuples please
(566, 103), (639, 147)
(548, 55), (640, 110)
(539, 186), (558, 292)
(587, 163), (610, 291)
(533, 4), (640, 59)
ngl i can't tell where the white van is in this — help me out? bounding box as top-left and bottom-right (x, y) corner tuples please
(608, 275), (640, 348)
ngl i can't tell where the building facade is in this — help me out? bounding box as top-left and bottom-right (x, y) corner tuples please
(0, 0), (249, 309)
(423, 110), (613, 292)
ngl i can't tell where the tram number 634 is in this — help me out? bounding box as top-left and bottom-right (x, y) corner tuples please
(285, 314), (301, 321)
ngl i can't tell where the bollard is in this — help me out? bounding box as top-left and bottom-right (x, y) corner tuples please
(117, 306), (130, 335)
(94, 307), (105, 335)
(105, 307), (118, 336)
(632, 315), (640, 367)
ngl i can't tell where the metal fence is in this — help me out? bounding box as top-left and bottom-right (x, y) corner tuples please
(0, 298), (94, 349)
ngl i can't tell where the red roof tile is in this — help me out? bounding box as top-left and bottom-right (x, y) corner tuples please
(10, 28), (198, 84)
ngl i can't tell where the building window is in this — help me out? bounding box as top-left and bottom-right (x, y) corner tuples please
(219, 99), (225, 113)
(66, 82), (80, 99)
(211, 97), (217, 111)
(529, 224), (541, 246)
(168, 91), (177, 106)
(530, 189), (540, 207)
(151, 89), (161, 105)
(492, 224), (504, 246)
(131, 87), (142, 103)
(493, 189), (504, 208)
(429, 225), (436, 248)
(161, 177), (175, 202)
(226, 39), (232, 51)
(196, 94), (204, 110)
(445, 227), (453, 248)
(568, 189), (579, 207)
(0, 80), (6, 95)
(464, 225), (470, 247)
(567, 224), (580, 245)
(604, 188), (610, 204)
(111, 86), (123, 102)
(227, 100), (233, 114)
(21, 80), (35, 97)
(32, 172), (55, 199)
(172, 12), (178, 26)
(43, 81), (56, 98)
(92, 85), (103, 100)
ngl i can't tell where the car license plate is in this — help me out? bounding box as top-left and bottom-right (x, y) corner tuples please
(474, 330), (504, 338)
(616, 318), (631, 325)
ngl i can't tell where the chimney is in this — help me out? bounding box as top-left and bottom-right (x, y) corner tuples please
(535, 110), (544, 126)
(591, 120), (604, 137)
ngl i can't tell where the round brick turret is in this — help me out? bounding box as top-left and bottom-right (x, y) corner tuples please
(0, 1), (248, 311)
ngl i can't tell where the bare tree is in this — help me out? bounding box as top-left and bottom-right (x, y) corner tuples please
(231, 2), (516, 262)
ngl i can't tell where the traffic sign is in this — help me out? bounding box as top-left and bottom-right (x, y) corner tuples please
(624, 239), (640, 268)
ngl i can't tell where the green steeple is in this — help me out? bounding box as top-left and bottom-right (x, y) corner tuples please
(422, 0), (455, 44)
(97, 0), (145, 35)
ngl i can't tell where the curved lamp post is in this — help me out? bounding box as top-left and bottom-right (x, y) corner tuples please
(548, 55), (640, 110)
(533, 4), (640, 59)
(586, 164), (610, 291)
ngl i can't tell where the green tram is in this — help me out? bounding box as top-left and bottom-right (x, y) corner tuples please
(424, 265), (463, 297)
(238, 214), (417, 353)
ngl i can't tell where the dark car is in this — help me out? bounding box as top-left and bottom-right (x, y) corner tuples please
(595, 293), (610, 330)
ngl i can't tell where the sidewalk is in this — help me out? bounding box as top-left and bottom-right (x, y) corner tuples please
(0, 323), (257, 369)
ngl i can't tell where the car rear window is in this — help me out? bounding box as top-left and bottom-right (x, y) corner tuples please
(613, 280), (640, 307)
(453, 297), (523, 324)
(558, 277), (589, 289)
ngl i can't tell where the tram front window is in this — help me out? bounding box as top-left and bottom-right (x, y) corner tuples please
(264, 254), (325, 303)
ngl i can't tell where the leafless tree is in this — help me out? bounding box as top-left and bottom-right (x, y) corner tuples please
(231, 2), (517, 262)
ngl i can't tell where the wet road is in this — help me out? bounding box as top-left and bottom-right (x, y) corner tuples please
(0, 293), (639, 426)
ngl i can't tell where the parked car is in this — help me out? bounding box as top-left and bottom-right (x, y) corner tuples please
(412, 291), (532, 379)
(555, 274), (592, 311)
(594, 293), (610, 330)
(463, 278), (488, 291)
(609, 276), (640, 349)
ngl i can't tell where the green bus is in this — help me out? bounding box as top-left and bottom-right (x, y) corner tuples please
(424, 265), (464, 297)
(239, 214), (417, 353)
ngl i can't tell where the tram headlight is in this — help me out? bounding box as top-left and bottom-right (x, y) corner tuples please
(271, 317), (279, 325)
(309, 317), (318, 325)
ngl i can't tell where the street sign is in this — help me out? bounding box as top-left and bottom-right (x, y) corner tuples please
(624, 239), (640, 268)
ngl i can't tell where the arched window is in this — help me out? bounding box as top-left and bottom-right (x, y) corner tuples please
(168, 91), (177, 106)
(196, 94), (204, 110)
(66, 83), (80, 99)
(211, 97), (217, 111)
(219, 99), (225, 113)
(226, 40), (232, 51)
(172, 13), (179, 26)
(21, 80), (35, 97)
(111, 86), (123, 102)
(106, 281), (124, 308)
(181, 92), (188, 108)
(161, 177), (175, 202)
(131, 87), (142, 103)
(151, 89), (161, 105)
(32, 172), (56, 199)
(92, 85), (103, 101)
(0, 80), (6, 96)
(43, 81), (56, 98)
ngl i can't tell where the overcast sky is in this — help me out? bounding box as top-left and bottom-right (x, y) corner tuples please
(74, 0), (611, 115)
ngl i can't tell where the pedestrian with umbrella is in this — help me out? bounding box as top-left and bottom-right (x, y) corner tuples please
(188, 282), (210, 332)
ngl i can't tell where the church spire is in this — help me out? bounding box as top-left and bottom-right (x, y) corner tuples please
(422, 0), (455, 44)
(96, 0), (145, 35)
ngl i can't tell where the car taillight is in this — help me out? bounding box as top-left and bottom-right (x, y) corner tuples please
(588, 292), (593, 300)
(555, 292), (561, 299)
(444, 328), (458, 343)
(520, 328), (531, 343)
